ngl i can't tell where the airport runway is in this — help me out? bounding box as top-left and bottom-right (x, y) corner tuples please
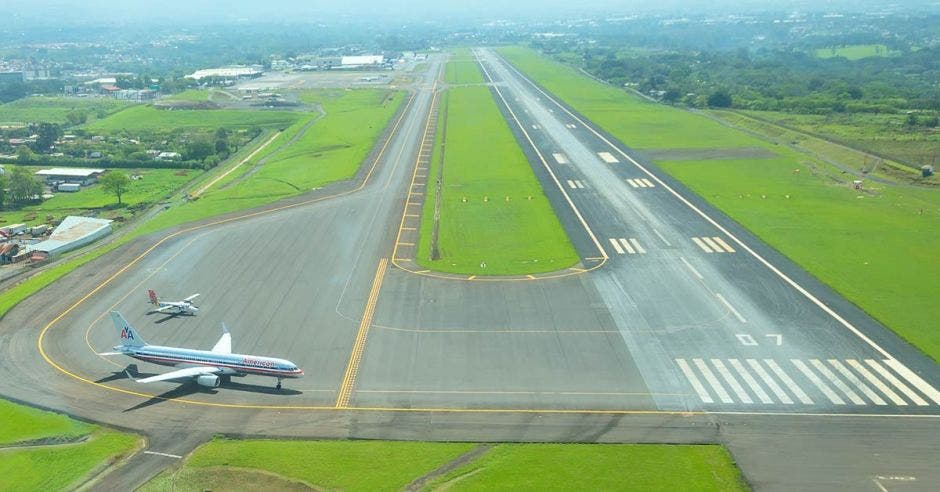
(0, 50), (937, 490)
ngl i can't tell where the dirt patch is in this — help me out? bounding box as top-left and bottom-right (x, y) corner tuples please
(641, 147), (778, 162)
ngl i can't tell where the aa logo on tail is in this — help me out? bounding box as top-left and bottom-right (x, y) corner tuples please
(121, 327), (134, 340)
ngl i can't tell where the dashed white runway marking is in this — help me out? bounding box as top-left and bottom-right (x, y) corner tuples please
(597, 151), (619, 163)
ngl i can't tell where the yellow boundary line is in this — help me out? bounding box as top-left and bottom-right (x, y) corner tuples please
(335, 258), (388, 407)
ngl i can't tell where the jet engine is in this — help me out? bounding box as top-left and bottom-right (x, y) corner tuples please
(196, 374), (221, 388)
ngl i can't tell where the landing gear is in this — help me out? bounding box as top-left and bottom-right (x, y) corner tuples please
(276, 378), (282, 390)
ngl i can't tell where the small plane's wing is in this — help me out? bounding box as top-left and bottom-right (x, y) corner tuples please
(132, 366), (221, 383)
(183, 293), (200, 302)
(211, 324), (231, 354)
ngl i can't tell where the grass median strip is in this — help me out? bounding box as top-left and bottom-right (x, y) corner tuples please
(498, 45), (940, 360)
(416, 85), (579, 275)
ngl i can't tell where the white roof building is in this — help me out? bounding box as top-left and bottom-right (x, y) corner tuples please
(28, 216), (112, 256)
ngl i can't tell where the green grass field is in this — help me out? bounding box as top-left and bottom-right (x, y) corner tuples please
(0, 96), (132, 126)
(813, 44), (896, 60)
(0, 399), (140, 492)
(498, 46), (940, 360)
(143, 438), (476, 492)
(416, 86), (579, 275)
(143, 439), (747, 491)
(445, 48), (485, 84)
(85, 105), (302, 132)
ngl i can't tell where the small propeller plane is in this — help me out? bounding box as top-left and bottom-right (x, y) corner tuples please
(101, 311), (303, 390)
(148, 289), (199, 315)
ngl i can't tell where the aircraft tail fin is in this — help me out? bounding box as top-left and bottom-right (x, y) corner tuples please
(147, 289), (159, 306)
(111, 311), (146, 347)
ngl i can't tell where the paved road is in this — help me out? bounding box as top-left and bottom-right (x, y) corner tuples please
(0, 49), (937, 490)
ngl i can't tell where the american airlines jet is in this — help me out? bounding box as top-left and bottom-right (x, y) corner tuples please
(103, 311), (303, 390)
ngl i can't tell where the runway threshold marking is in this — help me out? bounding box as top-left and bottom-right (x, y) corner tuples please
(336, 257), (388, 408)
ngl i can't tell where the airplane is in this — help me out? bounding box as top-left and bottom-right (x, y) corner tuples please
(148, 289), (199, 315)
(101, 311), (303, 390)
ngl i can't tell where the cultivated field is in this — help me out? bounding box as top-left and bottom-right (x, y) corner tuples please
(0, 96), (132, 126)
(416, 85), (579, 275)
(498, 46), (940, 360)
(143, 438), (746, 491)
(0, 399), (139, 491)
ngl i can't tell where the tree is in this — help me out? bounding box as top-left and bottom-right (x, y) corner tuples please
(707, 89), (733, 108)
(8, 166), (42, 207)
(99, 171), (131, 205)
(33, 122), (61, 152)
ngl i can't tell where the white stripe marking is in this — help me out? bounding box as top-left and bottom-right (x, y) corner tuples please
(712, 236), (736, 253)
(711, 359), (753, 404)
(144, 451), (182, 459)
(679, 257), (703, 280)
(629, 238), (645, 254)
(846, 360), (906, 406)
(627, 179), (639, 188)
(694, 359), (733, 403)
(608, 238), (625, 255)
(729, 359), (773, 404)
(791, 359), (844, 404)
(597, 151), (619, 163)
(811, 359), (865, 405)
(676, 359), (713, 403)
(865, 360), (928, 406)
(552, 153), (568, 164)
(702, 236), (724, 253)
(884, 359), (940, 405)
(747, 359), (793, 404)
(641, 178), (655, 187)
(692, 237), (713, 253)
(619, 238), (636, 254)
(828, 359), (886, 405)
(715, 294), (747, 323)
(653, 229), (671, 247)
(766, 359), (812, 404)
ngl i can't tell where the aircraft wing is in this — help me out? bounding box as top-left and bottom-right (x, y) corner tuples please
(133, 366), (221, 383)
(211, 326), (231, 354)
(183, 293), (200, 302)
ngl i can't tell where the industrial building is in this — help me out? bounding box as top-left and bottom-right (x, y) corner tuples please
(35, 168), (105, 186)
(27, 216), (112, 259)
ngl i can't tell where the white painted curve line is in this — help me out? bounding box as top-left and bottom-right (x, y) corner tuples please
(692, 237), (713, 253)
(679, 257), (704, 280)
(619, 238), (636, 254)
(711, 359), (753, 404)
(629, 238), (645, 254)
(865, 359), (928, 406)
(496, 53), (896, 359)
(597, 151), (619, 163)
(676, 359), (713, 403)
(846, 359), (906, 406)
(766, 359), (813, 404)
(712, 236), (736, 253)
(653, 229), (672, 247)
(729, 359), (773, 404)
(747, 359), (793, 404)
(552, 153), (569, 164)
(791, 359), (843, 404)
(810, 359), (865, 405)
(828, 359), (885, 405)
(693, 358), (733, 403)
(609, 238), (625, 255)
(641, 178), (655, 187)
(715, 293), (747, 323)
(884, 359), (940, 405)
(144, 451), (182, 459)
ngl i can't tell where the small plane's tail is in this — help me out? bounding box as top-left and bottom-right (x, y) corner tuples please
(147, 289), (159, 306)
(111, 311), (146, 347)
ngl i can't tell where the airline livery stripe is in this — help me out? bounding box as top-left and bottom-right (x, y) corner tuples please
(765, 359), (812, 404)
(711, 359), (752, 404)
(883, 359), (940, 405)
(728, 359), (772, 404)
(693, 359), (733, 403)
(791, 359), (843, 404)
(865, 360), (928, 406)
(828, 359), (885, 405)
(746, 359), (793, 404)
(676, 359), (713, 403)
(810, 359), (865, 405)
(846, 359), (906, 405)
